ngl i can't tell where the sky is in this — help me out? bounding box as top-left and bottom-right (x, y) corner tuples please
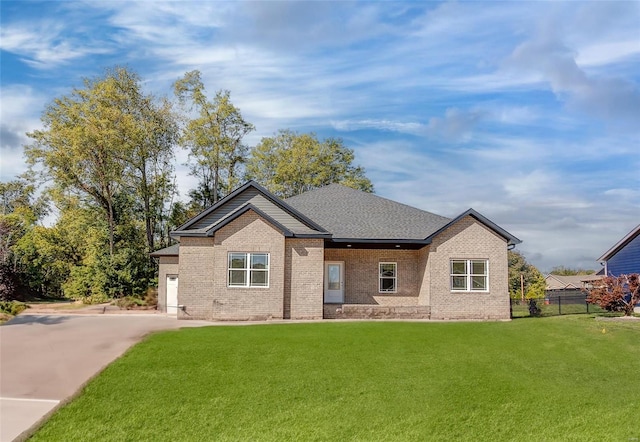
(1, 1), (639, 272)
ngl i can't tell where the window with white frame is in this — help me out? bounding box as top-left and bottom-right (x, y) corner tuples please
(379, 262), (397, 293)
(228, 253), (269, 287)
(450, 259), (488, 292)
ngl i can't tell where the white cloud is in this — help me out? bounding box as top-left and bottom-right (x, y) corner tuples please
(0, 22), (111, 68)
(576, 40), (640, 67)
(0, 85), (47, 180)
(504, 4), (640, 125)
(1, 0), (639, 272)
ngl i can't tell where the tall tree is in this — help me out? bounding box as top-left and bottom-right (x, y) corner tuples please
(119, 93), (178, 253)
(174, 70), (254, 209)
(26, 68), (129, 255)
(25, 67), (178, 255)
(245, 129), (373, 198)
(508, 250), (546, 299)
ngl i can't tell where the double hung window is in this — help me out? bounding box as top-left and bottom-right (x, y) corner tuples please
(379, 262), (397, 293)
(450, 259), (488, 291)
(228, 253), (269, 287)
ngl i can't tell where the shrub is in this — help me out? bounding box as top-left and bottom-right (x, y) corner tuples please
(0, 300), (28, 316)
(82, 293), (109, 305)
(587, 274), (640, 316)
(144, 287), (158, 309)
(114, 296), (146, 310)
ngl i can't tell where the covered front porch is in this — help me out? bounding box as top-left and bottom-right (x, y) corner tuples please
(321, 243), (431, 319)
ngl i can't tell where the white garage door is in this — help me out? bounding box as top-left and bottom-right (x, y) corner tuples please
(166, 275), (178, 316)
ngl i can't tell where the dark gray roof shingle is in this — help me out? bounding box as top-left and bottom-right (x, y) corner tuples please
(285, 184), (451, 240)
(149, 243), (180, 256)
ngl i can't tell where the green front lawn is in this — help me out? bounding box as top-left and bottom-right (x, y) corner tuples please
(33, 317), (639, 441)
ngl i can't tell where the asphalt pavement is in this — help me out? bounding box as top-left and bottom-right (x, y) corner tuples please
(0, 313), (210, 442)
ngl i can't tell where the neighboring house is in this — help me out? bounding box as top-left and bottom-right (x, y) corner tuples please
(151, 181), (521, 321)
(545, 273), (602, 293)
(597, 224), (640, 276)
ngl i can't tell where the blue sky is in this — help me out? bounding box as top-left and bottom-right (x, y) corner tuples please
(1, 1), (639, 272)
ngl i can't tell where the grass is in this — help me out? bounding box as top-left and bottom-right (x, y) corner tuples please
(32, 317), (639, 441)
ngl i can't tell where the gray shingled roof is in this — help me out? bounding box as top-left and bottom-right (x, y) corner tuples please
(285, 184), (451, 240)
(149, 243), (180, 257)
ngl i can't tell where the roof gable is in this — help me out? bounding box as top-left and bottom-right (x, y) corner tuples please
(173, 181), (329, 238)
(426, 209), (521, 246)
(598, 224), (640, 262)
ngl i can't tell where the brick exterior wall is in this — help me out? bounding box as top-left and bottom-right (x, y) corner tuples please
(211, 211), (286, 320)
(172, 213), (510, 321)
(417, 245), (430, 305)
(427, 216), (510, 320)
(324, 249), (420, 306)
(284, 238), (324, 319)
(177, 237), (216, 319)
(157, 256), (178, 313)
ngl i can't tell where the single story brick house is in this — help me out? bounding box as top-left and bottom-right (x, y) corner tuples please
(151, 181), (521, 320)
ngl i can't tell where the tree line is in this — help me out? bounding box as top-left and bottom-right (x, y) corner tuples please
(0, 66), (372, 302)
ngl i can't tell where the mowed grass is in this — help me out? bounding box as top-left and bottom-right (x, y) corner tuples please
(33, 317), (639, 441)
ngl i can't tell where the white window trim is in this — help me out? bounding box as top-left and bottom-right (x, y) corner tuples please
(228, 252), (270, 288)
(379, 262), (397, 293)
(450, 259), (489, 292)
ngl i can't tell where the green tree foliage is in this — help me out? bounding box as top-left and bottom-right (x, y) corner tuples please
(549, 266), (596, 276)
(26, 67), (178, 255)
(0, 179), (48, 300)
(508, 250), (546, 299)
(245, 129), (373, 198)
(174, 70), (255, 209)
(23, 67), (179, 302)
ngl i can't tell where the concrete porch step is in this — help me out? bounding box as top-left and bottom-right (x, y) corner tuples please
(323, 304), (431, 319)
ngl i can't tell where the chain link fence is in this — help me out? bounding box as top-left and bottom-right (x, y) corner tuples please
(510, 290), (605, 318)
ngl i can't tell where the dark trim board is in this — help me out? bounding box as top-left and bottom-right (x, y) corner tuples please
(325, 240), (425, 250)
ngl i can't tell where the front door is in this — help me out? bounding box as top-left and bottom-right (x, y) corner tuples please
(166, 275), (179, 315)
(324, 262), (344, 303)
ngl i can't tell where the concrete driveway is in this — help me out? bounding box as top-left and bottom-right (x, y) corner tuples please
(0, 314), (209, 442)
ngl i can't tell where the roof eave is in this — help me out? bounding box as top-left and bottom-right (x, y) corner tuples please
(330, 238), (430, 245)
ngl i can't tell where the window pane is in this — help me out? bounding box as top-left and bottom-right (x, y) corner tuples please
(250, 270), (268, 286)
(327, 264), (340, 290)
(230, 253), (247, 269)
(229, 269), (246, 285)
(380, 263), (396, 277)
(251, 254), (268, 270)
(451, 261), (466, 274)
(452, 276), (467, 290)
(472, 276), (487, 290)
(471, 260), (486, 275)
(380, 278), (396, 292)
